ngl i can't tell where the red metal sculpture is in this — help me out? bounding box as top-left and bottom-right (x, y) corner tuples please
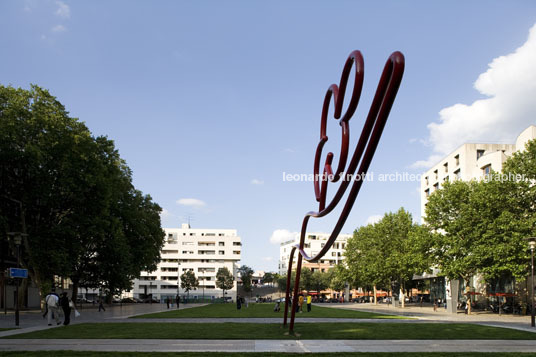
(283, 50), (405, 332)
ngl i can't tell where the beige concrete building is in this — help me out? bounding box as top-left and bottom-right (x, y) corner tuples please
(279, 232), (352, 275)
(132, 223), (241, 302)
(420, 125), (536, 220)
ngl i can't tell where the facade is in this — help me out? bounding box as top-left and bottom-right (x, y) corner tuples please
(419, 125), (536, 312)
(132, 223), (242, 302)
(420, 125), (536, 220)
(279, 232), (352, 275)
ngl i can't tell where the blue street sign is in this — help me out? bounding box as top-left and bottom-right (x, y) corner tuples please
(8, 268), (28, 279)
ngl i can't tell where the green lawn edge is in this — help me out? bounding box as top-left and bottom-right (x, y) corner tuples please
(5, 322), (536, 340)
(132, 303), (409, 319)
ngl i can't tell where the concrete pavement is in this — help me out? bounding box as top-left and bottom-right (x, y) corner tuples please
(2, 339), (536, 353)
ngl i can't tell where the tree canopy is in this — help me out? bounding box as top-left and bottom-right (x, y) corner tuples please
(0, 84), (165, 300)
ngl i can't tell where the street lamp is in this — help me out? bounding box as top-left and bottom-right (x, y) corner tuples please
(7, 232), (25, 327)
(525, 237), (536, 328)
(149, 281), (153, 304)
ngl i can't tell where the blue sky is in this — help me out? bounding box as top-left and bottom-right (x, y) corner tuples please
(2, 1), (536, 272)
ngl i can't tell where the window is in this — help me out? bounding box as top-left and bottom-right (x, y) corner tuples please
(443, 162), (448, 172)
(425, 176), (429, 186)
(477, 150), (485, 160)
(434, 169), (438, 180)
(233, 242), (241, 246)
(455, 154), (460, 166)
(233, 251), (241, 255)
(206, 233), (215, 236)
(444, 176), (449, 182)
(219, 242), (225, 246)
(320, 243), (325, 248)
(433, 183), (439, 191)
(483, 164), (491, 176)
(218, 233), (224, 236)
(162, 250), (178, 254)
(219, 250), (225, 255)
(454, 169), (461, 179)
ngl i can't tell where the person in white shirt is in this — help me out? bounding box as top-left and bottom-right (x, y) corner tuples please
(45, 289), (61, 326)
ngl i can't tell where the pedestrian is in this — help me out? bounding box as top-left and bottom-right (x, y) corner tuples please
(237, 295), (242, 310)
(306, 294), (312, 312)
(166, 297), (170, 309)
(59, 292), (71, 325)
(176, 294), (180, 309)
(298, 294), (304, 313)
(433, 299), (438, 312)
(98, 299), (106, 312)
(45, 288), (61, 326)
(274, 301), (281, 312)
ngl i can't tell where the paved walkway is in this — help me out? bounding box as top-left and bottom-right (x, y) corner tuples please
(2, 339), (536, 353)
(1, 302), (536, 353)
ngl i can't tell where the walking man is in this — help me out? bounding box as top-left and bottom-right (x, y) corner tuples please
(306, 294), (312, 312)
(45, 289), (61, 326)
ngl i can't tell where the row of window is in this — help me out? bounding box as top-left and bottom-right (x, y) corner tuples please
(162, 250), (241, 255)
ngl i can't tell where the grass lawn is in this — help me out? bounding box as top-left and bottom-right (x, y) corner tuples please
(133, 303), (407, 319)
(0, 328), (16, 332)
(1, 353), (536, 357)
(5, 322), (536, 340)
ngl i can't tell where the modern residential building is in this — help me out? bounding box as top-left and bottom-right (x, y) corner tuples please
(420, 125), (536, 220)
(279, 232), (352, 275)
(419, 125), (536, 313)
(132, 223), (242, 302)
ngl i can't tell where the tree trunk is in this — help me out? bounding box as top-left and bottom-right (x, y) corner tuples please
(373, 285), (378, 305)
(400, 285), (405, 308)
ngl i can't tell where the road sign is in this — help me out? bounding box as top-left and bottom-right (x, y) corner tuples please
(8, 268), (28, 279)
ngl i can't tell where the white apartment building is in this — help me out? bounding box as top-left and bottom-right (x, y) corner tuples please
(279, 232), (352, 275)
(132, 223), (242, 302)
(420, 125), (536, 220)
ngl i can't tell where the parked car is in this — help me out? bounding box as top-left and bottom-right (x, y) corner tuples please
(143, 297), (160, 303)
(120, 297), (137, 303)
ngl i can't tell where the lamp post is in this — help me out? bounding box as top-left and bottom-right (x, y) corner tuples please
(7, 232), (24, 327)
(149, 281), (153, 304)
(526, 237), (536, 328)
(177, 260), (181, 309)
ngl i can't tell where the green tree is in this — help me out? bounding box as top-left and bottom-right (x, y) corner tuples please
(311, 270), (329, 294)
(238, 265), (254, 296)
(180, 270), (199, 299)
(327, 263), (348, 294)
(425, 176), (532, 313)
(300, 267), (314, 292)
(216, 267), (234, 300)
(262, 272), (275, 286)
(0, 85), (165, 304)
(345, 208), (431, 305)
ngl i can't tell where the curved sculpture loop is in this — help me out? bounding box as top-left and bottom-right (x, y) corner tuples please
(283, 50), (405, 332)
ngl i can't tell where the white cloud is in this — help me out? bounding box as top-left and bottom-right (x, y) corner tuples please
(160, 208), (172, 218)
(55, 1), (70, 18)
(410, 154), (444, 169)
(251, 179), (264, 185)
(269, 229), (299, 245)
(415, 23), (536, 168)
(176, 198), (206, 208)
(365, 215), (382, 225)
(51, 24), (66, 32)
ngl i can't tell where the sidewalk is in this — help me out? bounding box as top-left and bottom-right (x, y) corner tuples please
(2, 339), (536, 353)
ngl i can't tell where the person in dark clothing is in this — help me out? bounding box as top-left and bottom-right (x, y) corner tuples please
(98, 299), (106, 312)
(59, 292), (71, 325)
(237, 295), (242, 310)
